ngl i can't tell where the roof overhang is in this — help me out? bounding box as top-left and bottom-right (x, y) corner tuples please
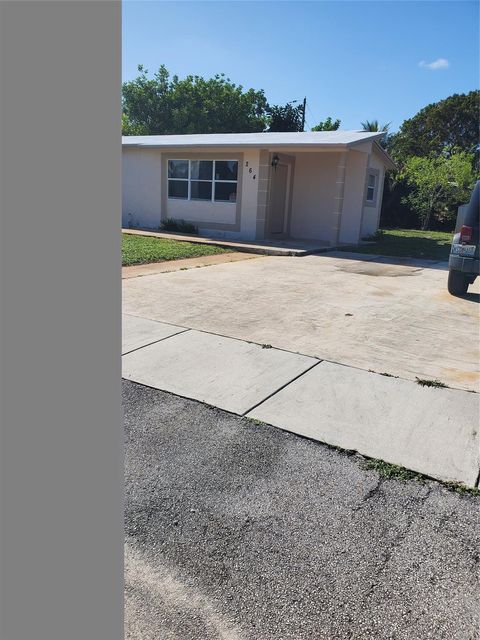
(372, 141), (397, 171)
(122, 131), (397, 170)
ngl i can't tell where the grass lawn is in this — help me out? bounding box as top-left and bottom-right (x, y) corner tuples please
(122, 233), (230, 266)
(342, 229), (454, 261)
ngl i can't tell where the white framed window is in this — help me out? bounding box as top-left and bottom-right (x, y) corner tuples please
(167, 159), (238, 203)
(366, 173), (376, 202)
(365, 170), (379, 206)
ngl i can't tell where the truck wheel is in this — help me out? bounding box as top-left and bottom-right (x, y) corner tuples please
(448, 269), (469, 296)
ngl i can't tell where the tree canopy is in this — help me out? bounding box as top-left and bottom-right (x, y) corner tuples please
(360, 119), (390, 132)
(311, 117), (340, 131)
(122, 65), (268, 135)
(388, 91), (479, 161)
(399, 152), (476, 229)
(266, 102), (303, 132)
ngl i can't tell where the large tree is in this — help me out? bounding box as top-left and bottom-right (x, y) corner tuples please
(267, 102), (303, 132)
(122, 65), (268, 135)
(389, 91), (479, 161)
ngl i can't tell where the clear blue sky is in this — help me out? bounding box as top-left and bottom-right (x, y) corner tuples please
(122, 1), (479, 132)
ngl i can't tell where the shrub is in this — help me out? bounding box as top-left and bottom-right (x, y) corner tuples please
(160, 218), (198, 234)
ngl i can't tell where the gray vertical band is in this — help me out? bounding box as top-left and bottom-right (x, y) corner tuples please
(0, 2), (123, 639)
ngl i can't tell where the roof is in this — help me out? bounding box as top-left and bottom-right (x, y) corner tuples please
(122, 130), (385, 149)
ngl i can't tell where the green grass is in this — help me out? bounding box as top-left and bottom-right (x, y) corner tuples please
(122, 233), (230, 266)
(415, 377), (449, 389)
(362, 458), (424, 482)
(341, 228), (453, 261)
(361, 458), (480, 495)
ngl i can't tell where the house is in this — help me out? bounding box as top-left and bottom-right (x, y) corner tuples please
(122, 131), (396, 245)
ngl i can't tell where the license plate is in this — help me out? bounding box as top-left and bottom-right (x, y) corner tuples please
(451, 244), (476, 257)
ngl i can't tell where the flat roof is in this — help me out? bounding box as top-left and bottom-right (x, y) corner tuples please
(122, 130), (385, 149)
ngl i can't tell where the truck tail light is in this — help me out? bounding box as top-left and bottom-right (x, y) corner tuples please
(460, 225), (473, 243)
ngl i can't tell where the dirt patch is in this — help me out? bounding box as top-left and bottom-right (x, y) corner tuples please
(335, 263), (423, 277)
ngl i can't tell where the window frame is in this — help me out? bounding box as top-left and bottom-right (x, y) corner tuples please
(364, 169), (379, 207)
(167, 159), (238, 204)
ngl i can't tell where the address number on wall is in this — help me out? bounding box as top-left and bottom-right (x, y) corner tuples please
(245, 161), (256, 179)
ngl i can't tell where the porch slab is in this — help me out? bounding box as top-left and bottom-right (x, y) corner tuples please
(248, 361), (480, 487)
(122, 228), (330, 256)
(122, 314), (187, 355)
(122, 329), (318, 415)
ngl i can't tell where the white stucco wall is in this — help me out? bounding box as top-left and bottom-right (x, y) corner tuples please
(360, 150), (385, 238)
(122, 146), (261, 240)
(122, 143), (388, 244)
(239, 148), (260, 240)
(340, 149), (369, 244)
(122, 148), (162, 229)
(166, 199), (236, 225)
(289, 152), (339, 243)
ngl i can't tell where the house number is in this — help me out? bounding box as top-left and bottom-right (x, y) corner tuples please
(246, 164), (256, 179)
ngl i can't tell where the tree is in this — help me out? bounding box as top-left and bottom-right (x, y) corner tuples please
(389, 91), (479, 162)
(360, 119), (390, 133)
(121, 113), (147, 136)
(266, 102), (303, 132)
(399, 152), (476, 229)
(122, 65), (268, 135)
(311, 117), (341, 131)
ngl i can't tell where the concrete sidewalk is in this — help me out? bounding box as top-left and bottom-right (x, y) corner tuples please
(123, 228), (331, 256)
(122, 314), (480, 487)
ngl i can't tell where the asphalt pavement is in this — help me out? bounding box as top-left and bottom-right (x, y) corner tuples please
(124, 379), (480, 640)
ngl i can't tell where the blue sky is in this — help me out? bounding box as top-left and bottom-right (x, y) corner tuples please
(122, 1), (479, 132)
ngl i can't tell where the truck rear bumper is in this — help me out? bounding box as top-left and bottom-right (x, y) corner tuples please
(449, 255), (480, 276)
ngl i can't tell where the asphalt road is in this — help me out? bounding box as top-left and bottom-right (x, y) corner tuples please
(124, 380), (480, 640)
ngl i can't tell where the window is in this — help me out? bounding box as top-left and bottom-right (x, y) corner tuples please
(168, 160), (189, 199)
(365, 172), (377, 204)
(167, 159), (238, 203)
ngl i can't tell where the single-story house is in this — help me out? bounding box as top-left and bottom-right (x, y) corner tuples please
(122, 131), (396, 245)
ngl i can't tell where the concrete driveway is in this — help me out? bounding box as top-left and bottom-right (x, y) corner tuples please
(123, 252), (480, 391)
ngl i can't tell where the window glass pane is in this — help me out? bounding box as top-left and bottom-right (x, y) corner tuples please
(368, 174), (376, 188)
(168, 180), (188, 199)
(191, 160), (213, 180)
(215, 182), (237, 202)
(215, 160), (238, 181)
(168, 160), (189, 179)
(191, 181), (212, 201)
(366, 186), (375, 202)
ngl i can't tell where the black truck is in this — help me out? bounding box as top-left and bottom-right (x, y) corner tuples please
(447, 180), (480, 296)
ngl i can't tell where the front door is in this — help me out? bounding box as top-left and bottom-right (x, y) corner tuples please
(268, 163), (289, 236)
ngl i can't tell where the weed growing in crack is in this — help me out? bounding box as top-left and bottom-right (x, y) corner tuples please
(245, 417), (266, 427)
(415, 377), (448, 388)
(362, 458), (424, 482)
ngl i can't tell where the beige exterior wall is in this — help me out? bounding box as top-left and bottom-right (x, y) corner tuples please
(239, 149), (261, 240)
(122, 146), (260, 241)
(122, 148), (162, 229)
(289, 152), (340, 243)
(340, 149), (369, 244)
(122, 143), (388, 244)
(166, 198), (236, 225)
(360, 149), (385, 238)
